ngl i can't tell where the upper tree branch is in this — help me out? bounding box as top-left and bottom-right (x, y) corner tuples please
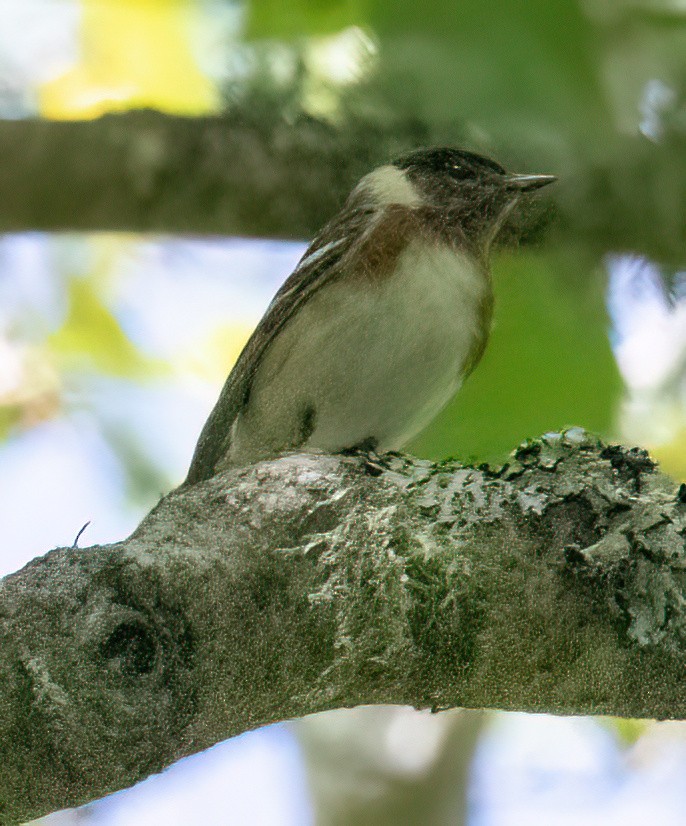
(1, 432), (685, 823)
(0, 111), (395, 238)
(2, 111), (686, 263)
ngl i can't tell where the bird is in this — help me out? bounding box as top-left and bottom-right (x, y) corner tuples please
(184, 147), (556, 485)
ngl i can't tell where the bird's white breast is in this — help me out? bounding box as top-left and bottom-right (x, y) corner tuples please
(228, 238), (490, 465)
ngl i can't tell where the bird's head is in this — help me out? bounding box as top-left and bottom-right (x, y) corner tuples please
(360, 146), (556, 252)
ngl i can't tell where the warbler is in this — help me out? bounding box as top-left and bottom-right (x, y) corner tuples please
(184, 147), (555, 484)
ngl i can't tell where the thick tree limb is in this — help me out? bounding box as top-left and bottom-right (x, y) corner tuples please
(0, 111), (397, 239)
(1, 432), (685, 823)
(2, 111), (686, 263)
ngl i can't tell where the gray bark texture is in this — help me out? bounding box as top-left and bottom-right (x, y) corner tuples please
(1, 430), (685, 823)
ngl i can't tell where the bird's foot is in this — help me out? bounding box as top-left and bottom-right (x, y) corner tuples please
(340, 438), (389, 476)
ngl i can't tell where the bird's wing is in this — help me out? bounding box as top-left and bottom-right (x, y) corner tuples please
(183, 200), (375, 485)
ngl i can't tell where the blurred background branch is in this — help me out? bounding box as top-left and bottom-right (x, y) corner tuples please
(0, 109), (685, 267)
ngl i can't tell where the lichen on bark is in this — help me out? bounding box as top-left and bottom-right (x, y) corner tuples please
(0, 431), (684, 823)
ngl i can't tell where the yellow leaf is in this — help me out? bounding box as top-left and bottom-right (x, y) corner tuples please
(601, 717), (651, 748)
(650, 428), (686, 482)
(49, 277), (158, 377)
(39, 0), (218, 119)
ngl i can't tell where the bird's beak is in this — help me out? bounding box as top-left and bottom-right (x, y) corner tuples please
(505, 173), (557, 192)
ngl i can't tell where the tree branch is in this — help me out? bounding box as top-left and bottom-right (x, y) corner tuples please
(0, 111), (399, 238)
(1, 432), (685, 823)
(3, 111), (686, 263)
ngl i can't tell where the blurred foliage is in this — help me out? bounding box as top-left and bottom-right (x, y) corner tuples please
(247, 0), (365, 38)
(48, 276), (161, 377)
(0, 339), (61, 441)
(603, 716), (652, 747)
(653, 428), (686, 480)
(39, 0), (218, 119)
(366, 0), (605, 141)
(243, 0), (643, 145)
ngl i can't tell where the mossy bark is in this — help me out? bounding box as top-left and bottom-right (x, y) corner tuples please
(0, 432), (684, 823)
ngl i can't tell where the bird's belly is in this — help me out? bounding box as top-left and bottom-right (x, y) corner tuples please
(230, 242), (491, 464)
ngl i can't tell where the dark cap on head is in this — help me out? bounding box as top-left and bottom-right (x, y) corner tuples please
(392, 146), (556, 249)
(393, 146), (556, 191)
(393, 147), (508, 181)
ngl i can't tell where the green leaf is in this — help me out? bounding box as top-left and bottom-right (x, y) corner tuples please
(364, 0), (607, 136)
(601, 716), (652, 748)
(246, 0), (366, 38)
